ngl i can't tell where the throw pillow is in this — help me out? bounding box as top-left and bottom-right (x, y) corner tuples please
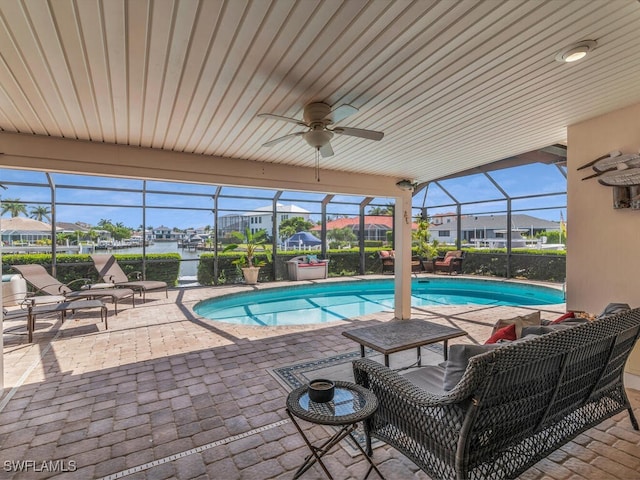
(597, 303), (631, 319)
(551, 311), (575, 324)
(306, 255), (319, 264)
(379, 250), (390, 258)
(490, 311), (541, 338)
(484, 324), (517, 344)
(443, 344), (500, 391)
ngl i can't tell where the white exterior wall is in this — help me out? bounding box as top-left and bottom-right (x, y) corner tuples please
(567, 102), (640, 384)
(247, 207), (311, 238)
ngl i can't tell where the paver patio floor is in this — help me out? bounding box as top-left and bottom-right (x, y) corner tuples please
(1, 277), (639, 479)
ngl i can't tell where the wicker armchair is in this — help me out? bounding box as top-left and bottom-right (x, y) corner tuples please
(432, 250), (465, 274)
(378, 250), (395, 274)
(353, 308), (640, 480)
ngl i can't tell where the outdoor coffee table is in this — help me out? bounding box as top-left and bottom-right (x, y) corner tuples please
(342, 319), (467, 368)
(286, 381), (384, 480)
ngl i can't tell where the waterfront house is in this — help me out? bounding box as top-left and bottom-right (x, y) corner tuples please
(244, 203), (311, 238)
(1, 217), (57, 245)
(429, 213), (561, 246)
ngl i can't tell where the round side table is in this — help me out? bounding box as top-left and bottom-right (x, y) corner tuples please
(286, 380), (384, 480)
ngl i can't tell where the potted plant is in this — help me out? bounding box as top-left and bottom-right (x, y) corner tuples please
(413, 218), (439, 272)
(223, 228), (270, 285)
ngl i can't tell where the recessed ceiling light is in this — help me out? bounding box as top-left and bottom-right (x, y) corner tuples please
(555, 40), (597, 63)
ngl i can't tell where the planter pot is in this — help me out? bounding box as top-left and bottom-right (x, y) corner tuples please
(422, 259), (434, 273)
(242, 266), (260, 285)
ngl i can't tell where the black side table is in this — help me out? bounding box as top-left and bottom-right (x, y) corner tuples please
(286, 380), (385, 480)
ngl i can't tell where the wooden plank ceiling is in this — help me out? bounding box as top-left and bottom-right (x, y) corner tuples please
(1, 0), (639, 183)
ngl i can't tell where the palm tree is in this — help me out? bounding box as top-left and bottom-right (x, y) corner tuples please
(29, 205), (52, 222)
(367, 204), (393, 215)
(1, 199), (28, 217)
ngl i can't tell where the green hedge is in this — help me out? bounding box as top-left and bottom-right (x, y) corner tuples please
(3, 253), (181, 287)
(8, 249), (564, 287)
(198, 252), (274, 285)
(448, 248), (566, 282)
(197, 247), (567, 284)
(198, 249), (386, 284)
(201, 248), (567, 284)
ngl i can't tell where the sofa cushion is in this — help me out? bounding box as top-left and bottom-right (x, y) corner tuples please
(402, 365), (447, 395)
(521, 325), (565, 336)
(491, 311), (540, 338)
(443, 344), (501, 391)
(484, 324), (517, 344)
(435, 259), (451, 267)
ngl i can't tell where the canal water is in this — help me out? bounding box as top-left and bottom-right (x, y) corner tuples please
(113, 241), (203, 281)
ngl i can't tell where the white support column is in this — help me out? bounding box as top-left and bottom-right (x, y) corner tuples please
(394, 192), (413, 320)
(0, 210), (3, 390)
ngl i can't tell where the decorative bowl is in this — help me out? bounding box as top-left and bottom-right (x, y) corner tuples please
(308, 379), (335, 403)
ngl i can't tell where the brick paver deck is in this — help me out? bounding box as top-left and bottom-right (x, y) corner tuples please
(1, 276), (639, 479)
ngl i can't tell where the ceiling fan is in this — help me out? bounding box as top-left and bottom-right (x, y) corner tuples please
(257, 102), (384, 157)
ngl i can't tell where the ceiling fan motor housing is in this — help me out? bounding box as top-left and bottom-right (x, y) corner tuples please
(303, 102), (332, 124)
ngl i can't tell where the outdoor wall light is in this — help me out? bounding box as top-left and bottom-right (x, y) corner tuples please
(555, 40), (597, 63)
(396, 179), (416, 191)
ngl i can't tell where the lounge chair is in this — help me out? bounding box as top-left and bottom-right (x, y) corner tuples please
(90, 254), (168, 302)
(11, 264), (135, 314)
(3, 299), (107, 343)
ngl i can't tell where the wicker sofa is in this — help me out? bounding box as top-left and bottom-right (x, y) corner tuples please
(353, 308), (640, 480)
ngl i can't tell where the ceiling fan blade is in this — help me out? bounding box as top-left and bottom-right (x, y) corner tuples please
(319, 142), (334, 157)
(257, 113), (307, 126)
(327, 104), (358, 124)
(333, 126), (384, 141)
(262, 132), (305, 147)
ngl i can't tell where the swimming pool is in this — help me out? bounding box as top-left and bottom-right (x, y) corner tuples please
(193, 278), (565, 327)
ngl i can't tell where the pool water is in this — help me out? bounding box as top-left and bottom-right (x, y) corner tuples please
(193, 278), (565, 327)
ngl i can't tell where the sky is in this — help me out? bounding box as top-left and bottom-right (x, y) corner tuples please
(0, 162), (566, 230)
